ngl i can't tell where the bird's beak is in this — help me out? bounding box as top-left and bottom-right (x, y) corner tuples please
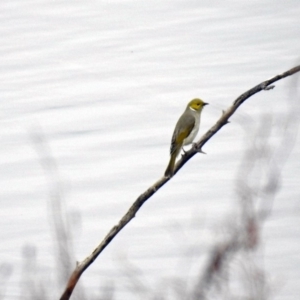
(203, 102), (209, 106)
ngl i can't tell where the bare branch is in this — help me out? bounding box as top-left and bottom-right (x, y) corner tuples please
(59, 65), (300, 300)
(191, 75), (300, 299)
(177, 65), (300, 172)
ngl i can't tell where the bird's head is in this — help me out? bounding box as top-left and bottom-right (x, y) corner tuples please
(188, 98), (208, 112)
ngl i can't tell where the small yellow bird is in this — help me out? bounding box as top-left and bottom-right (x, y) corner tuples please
(164, 98), (208, 177)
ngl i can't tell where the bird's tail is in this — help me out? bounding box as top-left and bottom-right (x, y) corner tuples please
(164, 153), (177, 177)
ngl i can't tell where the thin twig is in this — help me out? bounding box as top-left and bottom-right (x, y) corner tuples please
(59, 65), (300, 300)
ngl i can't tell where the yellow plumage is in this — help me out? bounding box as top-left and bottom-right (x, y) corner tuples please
(164, 98), (208, 177)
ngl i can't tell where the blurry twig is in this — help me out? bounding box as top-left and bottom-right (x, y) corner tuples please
(191, 74), (300, 300)
(0, 263), (12, 300)
(60, 65), (300, 300)
(31, 129), (74, 281)
(31, 128), (85, 299)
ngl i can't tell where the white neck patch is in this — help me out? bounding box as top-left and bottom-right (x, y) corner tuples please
(189, 106), (197, 112)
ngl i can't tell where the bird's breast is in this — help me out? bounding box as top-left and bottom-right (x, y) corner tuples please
(183, 115), (200, 145)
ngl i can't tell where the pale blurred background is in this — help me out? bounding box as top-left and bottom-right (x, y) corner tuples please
(0, 1), (300, 299)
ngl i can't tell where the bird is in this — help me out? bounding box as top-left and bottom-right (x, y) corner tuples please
(164, 98), (208, 177)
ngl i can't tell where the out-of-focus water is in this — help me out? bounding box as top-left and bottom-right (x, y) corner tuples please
(0, 1), (300, 299)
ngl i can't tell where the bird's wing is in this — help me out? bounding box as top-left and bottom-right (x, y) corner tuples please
(170, 114), (195, 155)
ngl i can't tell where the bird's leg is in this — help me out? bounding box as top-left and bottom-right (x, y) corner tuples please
(181, 147), (188, 157)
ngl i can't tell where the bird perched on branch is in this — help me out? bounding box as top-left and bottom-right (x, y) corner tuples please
(164, 98), (208, 177)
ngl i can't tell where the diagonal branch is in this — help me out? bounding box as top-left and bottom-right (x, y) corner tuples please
(59, 65), (300, 300)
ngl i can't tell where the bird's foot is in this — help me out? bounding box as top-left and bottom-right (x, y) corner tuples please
(181, 147), (188, 157)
